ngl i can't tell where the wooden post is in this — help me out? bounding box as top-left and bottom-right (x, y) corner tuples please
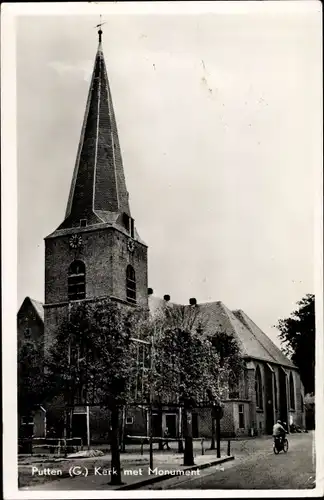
(149, 405), (154, 470)
(216, 415), (221, 459)
(86, 405), (90, 450)
(149, 333), (154, 470)
(227, 439), (231, 456)
(109, 405), (123, 486)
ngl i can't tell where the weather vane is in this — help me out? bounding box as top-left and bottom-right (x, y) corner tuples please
(94, 15), (106, 43)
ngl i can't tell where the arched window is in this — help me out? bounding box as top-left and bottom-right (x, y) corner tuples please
(126, 265), (136, 303)
(274, 373), (278, 411)
(255, 366), (263, 409)
(68, 260), (86, 301)
(289, 372), (295, 410)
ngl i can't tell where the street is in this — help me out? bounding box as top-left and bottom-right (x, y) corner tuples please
(143, 432), (315, 490)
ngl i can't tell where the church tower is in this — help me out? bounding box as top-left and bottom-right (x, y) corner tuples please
(44, 29), (148, 341)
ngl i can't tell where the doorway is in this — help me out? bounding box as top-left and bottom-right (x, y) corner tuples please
(72, 413), (87, 443)
(165, 414), (177, 438)
(192, 413), (199, 438)
(152, 412), (162, 437)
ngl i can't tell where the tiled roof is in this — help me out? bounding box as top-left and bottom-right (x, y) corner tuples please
(18, 297), (44, 322)
(30, 298), (44, 322)
(148, 296), (295, 369)
(232, 309), (295, 368)
(56, 36), (133, 235)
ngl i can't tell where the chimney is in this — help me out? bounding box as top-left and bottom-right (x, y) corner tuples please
(189, 298), (197, 306)
(164, 294), (171, 302)
(148, 288), (153, 295)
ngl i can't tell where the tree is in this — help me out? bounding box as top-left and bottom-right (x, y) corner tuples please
(18, 337), (47, 421)
(208, 330), (244, 450)
(275, 294), (315, 394)
(46, 299), (138, 485)
(149, 304), (222, 466)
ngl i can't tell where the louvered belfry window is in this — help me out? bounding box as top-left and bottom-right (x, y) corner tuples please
(68, 260), (86, 301)
(126, 265), (136, 303)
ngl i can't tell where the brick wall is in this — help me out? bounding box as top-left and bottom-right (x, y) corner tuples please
(17, 301), (44, 347)
(288, 369), (305, 428)
(45, 227), (148, 309)
(246, 367), (257, 432)
(111, 231), (148, 309)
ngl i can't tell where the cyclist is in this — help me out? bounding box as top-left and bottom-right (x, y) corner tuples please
(272, 419), (287, 445)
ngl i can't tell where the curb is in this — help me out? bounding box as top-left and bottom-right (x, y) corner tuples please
(116, 455), (235, 490)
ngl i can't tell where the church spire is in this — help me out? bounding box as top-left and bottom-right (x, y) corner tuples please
(58, 27), (131, 231)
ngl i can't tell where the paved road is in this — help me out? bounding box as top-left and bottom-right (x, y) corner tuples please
(143, 432), (315, 490)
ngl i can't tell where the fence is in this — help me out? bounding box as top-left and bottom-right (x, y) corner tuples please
(18, 437), (83, 456)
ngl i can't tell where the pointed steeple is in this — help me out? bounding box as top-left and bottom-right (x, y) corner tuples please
(58, 28), (131, 230)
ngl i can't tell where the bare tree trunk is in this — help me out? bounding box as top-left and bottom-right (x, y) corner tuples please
(210, 416), (216, 450)
(109, 405), (123, 486)
(120, 406), (126, 453)
(178, 407), (184, 453)
(183, 407), (194, 466)
(216, 415), (221, 458)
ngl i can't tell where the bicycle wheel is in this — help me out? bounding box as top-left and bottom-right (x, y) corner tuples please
(283, 439), (289, 453)
(273, 443), (279, 454)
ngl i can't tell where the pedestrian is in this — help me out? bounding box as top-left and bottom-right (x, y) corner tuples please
(48, 426), (57, 454)
(162, 427), (171, 450)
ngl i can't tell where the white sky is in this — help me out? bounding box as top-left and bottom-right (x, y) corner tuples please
(14, 3), (322, 348)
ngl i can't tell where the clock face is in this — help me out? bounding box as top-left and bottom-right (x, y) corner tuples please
(69, 234), (83, 249)
(127, 239), (135, 252)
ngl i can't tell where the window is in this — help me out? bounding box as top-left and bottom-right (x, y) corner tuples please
(130, 218), (135, 238)
(274, 373), (278, 411)
(24, 327), (31, 338)
(229, 380), (239, 399)
(126, 265), (136, 303)
(255, 366), (263, 409)
(126, 417), (134, 425)
(22, 416), (34, 425)
(123, 213), (130, 232)
(68, 260), (86, 301)
(238, 404), (245, 428)
(289, 372), (295, 410)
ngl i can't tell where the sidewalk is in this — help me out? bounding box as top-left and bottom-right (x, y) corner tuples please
(20, 452), (234, 491)
(20, 434), (291, 491)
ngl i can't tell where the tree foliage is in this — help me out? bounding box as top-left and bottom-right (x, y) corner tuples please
(149, 303), (243, 405)
(18, 337), (46, 416)
(46, 299), (138, 407)
(208, 330), (245, 395)
(275, 294), (315, 394)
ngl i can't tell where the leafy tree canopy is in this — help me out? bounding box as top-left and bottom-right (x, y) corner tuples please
(275, 294), (315, 394)
(46, 299), (141, 407)
(149, 304), (243, 406)
(18, 337), (46, 415)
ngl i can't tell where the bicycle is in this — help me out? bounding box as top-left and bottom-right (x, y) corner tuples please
(273, 436), (289, 454)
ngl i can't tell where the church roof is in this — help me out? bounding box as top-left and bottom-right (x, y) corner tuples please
(57, 30), (131, 231)
(18, 297), (44, 322)
(148, 296), (296, 369)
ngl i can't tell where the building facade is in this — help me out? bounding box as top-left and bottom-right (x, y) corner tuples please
(17, 30), (305, 441)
